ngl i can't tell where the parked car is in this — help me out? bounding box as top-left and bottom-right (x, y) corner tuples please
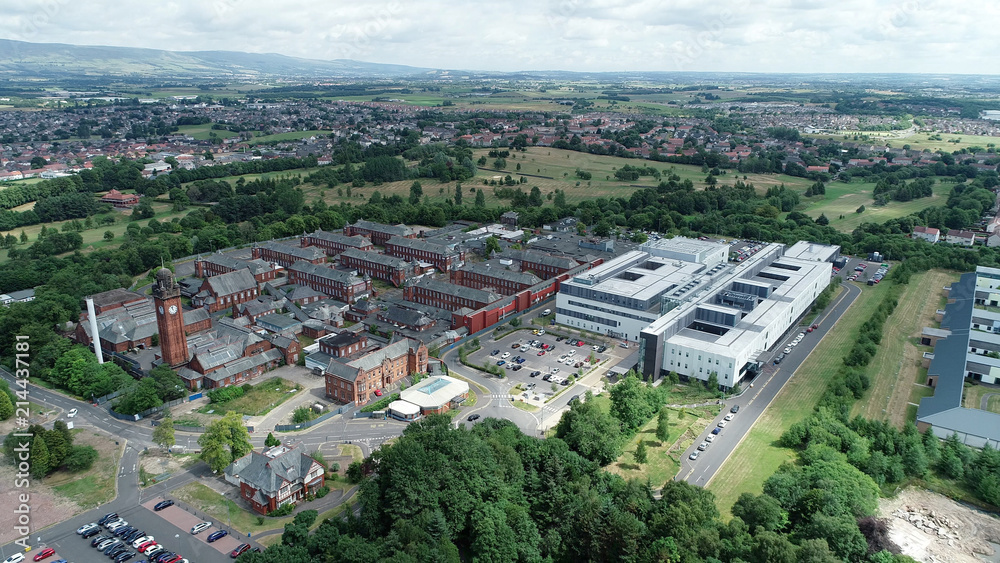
(160, 556), (182, 563)
(783, 347), (791, 354)
(697, 442), (709, 451)
(106, 519), (127, 531)
(705, 434), (715, 442)
(710, 427), (721, 436)
(730, 405), (740, 414)
(83, 527), (103, 539)
(207, 530), (229, 543)
(374, 389), (383, 397)
(491, 349), (500, 356)
(4, 553), (25, 563)
(92, 536), (113, 548)
(501, 352), (510, 359)
(137, 541), (156, 552)
(153, 500), (174, 511)
(530, 370), (541, 377)
(717, 421), (728, 428)
(191, 522), (212, 535)
(32, 549), (55, 562)
(689, 451), (700, 460)
(154, 552), (176, 563)
(107, 546), (129, 558)
(78, 523), (99, 535)
(132, 537), (153, 549)
(496, 360), (505, 366)
(114, 553), (135, 563)
(143, 547), (163, 558)
(114, 526), (135, 538)
(101, 541), (122, 554)
(724, 413), (735, 421)
(98, 513), (118, 526)
(511, 365), (522, 371)
(231, 544), (252, 558)
(96, 540), (118, 551)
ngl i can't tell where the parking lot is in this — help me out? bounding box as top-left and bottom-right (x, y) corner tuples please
(467, 329), (615, 400)
(49, 496), (246, 563)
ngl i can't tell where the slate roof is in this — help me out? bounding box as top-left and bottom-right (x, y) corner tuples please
(256, 313), (302, 332)
(348, 339), (412, 372)
(385, 236), (457, 256)
(206, 269), (257, 297)
(502, 249), (580, 270)
(225, 445), (322, 496)
(91, 288), (147, 308)
(286, 285), (325, 302)
(382, 305), (433, 328)
(289, 260), (362, 285)
(257, 241), (326, 261)
(200, 253), (276, 276)
(238, 298), (280, 318)
(304, 230), (372, 248)
(339, 248), (409, 269)
(351, 219), (414, 238)
(325, 358), (361, 381)
(204, 349), (281, 382)
(184, 307), (210, 327)
(459, 262), (542, 286)
(411, 277), (501, 304)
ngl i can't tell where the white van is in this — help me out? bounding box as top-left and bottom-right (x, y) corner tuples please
(542, 309), (551, 316)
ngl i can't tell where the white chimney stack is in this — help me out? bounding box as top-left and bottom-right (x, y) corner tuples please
(85, 297), (104, 364)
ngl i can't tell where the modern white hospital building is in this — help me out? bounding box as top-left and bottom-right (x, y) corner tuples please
(554, 237), (839, 388)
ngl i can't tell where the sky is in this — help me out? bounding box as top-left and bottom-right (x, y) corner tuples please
(0, 0), (996, 74)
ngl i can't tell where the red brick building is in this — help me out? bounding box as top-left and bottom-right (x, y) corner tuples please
(344, 219), (416, 246)
(225, 445), (325, 515)
(324, 338), (429, 404)
(384, 236), (464, 272)
(451, 263), (542, 296)
(100, 189), (140, 208)
(194, 253), (277, 283)
(252, 241), (326, 269)
(318, 331), (369, 358)
(404, 278), (501, 311)
(88, 288), (147, 315)
(300, 230), (374, 257)
(192, 269), (259, 313)
(338, 248), (410, 287)
(501, 250), (580, 279)
(286, 260), (371, 304)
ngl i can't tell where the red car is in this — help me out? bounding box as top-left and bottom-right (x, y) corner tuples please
(231, 544), (251, 558)
(537, 351), (545, 356)
(374, 389), (383, 397)
(576, 340), (585, 347)
(162, 556), (183, 563)
(33, 548), (55, 562)
(138, 541), (156, 551)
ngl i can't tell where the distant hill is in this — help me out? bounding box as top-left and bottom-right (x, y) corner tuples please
(0, 38), (433, 79)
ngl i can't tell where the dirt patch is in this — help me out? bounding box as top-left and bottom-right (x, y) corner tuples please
(140, 450), (190, 478)
(0, 462), (80, 544)
(880, 488), (1000, 563)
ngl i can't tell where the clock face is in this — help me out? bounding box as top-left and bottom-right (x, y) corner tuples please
(168, 305), (178, 315)
(158, 305), (164, 314)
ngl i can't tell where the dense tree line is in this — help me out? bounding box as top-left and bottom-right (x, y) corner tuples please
(2, 421), (98, 478)
(231, 414), (914, 563)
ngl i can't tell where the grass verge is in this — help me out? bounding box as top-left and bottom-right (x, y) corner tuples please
(707, 282), (892, 518)
(50, 430), (122, 507)
(171, 481), (293, 535)
(198, 377), (300, 416)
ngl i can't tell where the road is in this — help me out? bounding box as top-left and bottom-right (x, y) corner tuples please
(676, 267), (863, 486)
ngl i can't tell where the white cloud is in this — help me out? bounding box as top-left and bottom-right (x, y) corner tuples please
(0, 0), (996, 74)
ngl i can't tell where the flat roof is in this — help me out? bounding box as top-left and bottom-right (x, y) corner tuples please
(399, 375), (468, 409)
(784, 241), (840, 262)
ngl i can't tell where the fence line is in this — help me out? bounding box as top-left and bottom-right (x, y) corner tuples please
(274, 402), (354, 432)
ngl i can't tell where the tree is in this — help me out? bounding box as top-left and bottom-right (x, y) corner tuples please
(816, 214), (830, 226)
(30, 156), (48, 169)
(856, 205), (866, 214)
(0, 391), (12, 420)
(475, 188), (486, 208)
(655, 407), (670, 442)
(609, 374), (661, 432)
(65, 445), (98, 472)
(454, 184), (463, 205)
(634, 440), (648, 464)
(265, 432), (281, 447)
(103, 230), (115, 242)
(30, 433), (50, 478)
(484, 235), (501, 257)
(731, 493), (787, 534)
(409, 181), (423, 205)
(19, 230), (27, 243)
(198, 411), (253, 473)
(153, 418), (176, 450)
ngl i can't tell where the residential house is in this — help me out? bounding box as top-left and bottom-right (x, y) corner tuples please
(946, 229), (976, 247)
(100, 189), (140, 208)
(224, 444), (326, 515)
(912, 225), (941, 244)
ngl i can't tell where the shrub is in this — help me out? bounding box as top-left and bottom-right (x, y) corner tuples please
(268, 504), (295, 517)
(316, 486), (330, 498)
(65, 445), (99, 472)
(208, 385), (246, 404)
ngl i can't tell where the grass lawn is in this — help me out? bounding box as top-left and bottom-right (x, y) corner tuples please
(962, 382), (1000, 414)
(806, 131), (1000, 154)
(50, 430), (123, 507)
(606, 404), (721, 489)
(794, 179), (951, 233)
(707, 282), (894, 518)
(198, 377), (301, 417)
(175, 123), (243, 141)
(664, 381), (724, 405)
(171, 481), (293, 535)
(850, 270), (959, 426)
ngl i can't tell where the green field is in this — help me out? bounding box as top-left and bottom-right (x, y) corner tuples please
(198, 377), (301, 417)
(175, 123), (243, 141)
(807, 131), (1000, 154)
(707, 282), (893, 518)
(850, 270), (959, 427)
(252, 130), (334, 143)
(962, 382), (1000, 415)
(794, 179), (951, 232)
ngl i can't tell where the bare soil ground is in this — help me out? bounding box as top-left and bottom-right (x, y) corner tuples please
(0, 462), (79, 544)
(880, 488), (1000, 563)
(140, 449), (189, 477)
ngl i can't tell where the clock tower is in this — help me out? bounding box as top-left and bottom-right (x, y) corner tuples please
(152, 267), (189, 367)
